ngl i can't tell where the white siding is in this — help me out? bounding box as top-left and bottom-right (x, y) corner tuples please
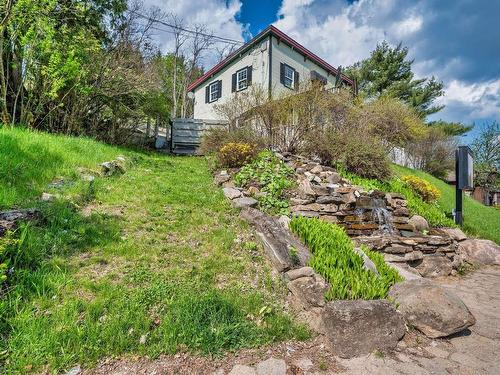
(270, 36), (338, 96)
(193, 40), (270, 120)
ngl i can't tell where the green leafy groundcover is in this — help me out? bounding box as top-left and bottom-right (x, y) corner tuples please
(290, 217), (402, 300)
(234, 151), (295, 215)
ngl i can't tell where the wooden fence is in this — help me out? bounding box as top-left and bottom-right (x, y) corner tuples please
(169, 118), (228, 155)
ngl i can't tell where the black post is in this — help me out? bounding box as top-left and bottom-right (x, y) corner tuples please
(455, 149), (463, 225)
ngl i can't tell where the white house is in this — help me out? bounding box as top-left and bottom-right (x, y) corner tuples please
(187, 26), (356, 120)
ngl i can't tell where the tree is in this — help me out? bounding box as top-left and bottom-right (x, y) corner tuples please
(471, 121), (500, 188)
(346, 42), (444, 118)
(427, 120), (473, 136)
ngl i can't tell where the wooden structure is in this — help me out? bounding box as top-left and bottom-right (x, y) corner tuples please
(169, 118), (227, 155)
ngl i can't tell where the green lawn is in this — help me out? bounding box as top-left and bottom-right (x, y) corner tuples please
(0, 128), (307, 374)
(392, 165), (500, 244)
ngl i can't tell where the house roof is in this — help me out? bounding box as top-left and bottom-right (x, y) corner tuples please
(187, 25), (354, 92)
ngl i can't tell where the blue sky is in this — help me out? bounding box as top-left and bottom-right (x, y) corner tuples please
(145, 0), (499, 141)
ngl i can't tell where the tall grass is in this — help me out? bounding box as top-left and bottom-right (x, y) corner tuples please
(290, 216), (402, 300)
(0, 127), (128, 209)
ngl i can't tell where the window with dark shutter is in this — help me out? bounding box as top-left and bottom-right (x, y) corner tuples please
(218, 80), (222, 98)
(208, 81), (220, 103)
(281, 63), (296, 89)
(294, 71), (299, 90)
(205, 85), (210, 103)
(235, 67), (248, 91)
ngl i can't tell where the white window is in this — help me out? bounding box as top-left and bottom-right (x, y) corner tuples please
(236, 68), (248, 91)
(209, 81), (219, 102)
(284, 65), (295, 88)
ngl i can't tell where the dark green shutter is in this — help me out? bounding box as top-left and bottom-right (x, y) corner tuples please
(247, 66), (252, 85)
(294, 70), (299, 90)
(280, 63), (285, 85)
(205, 85), (209, 103)
(218, 80), (222, 98)
(232, 73), (237, 92)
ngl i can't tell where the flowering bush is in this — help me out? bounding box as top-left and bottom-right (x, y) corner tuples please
(217, 142), (257, 168)
(402, 175), (441, 202)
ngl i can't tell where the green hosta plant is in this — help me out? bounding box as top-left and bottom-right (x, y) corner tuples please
(290, 217), (402, 300)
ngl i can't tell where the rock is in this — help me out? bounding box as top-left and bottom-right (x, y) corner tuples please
(389, 280), (476, 338)
(232, 197), (258, 208)
(413, 254), (453, 277)
(277, 215), (291, 229)
(316, 194), (344, 204)
(321, 300), (406, 358)
(291, 211), (320, 218)
(383, 245), (413, 254)
(223, 187), (242, 200)
(41, 192), (56, 201)
(356, 196), (375, 209)
(311, 184), (329, 196)
(290, 203), (321, 212)
(290, 197), (315, 205)
(285, 266), (315, 281)
(293, 358), (313, 372)
(440, 228), (467, 242)
(247, 186), (260, 196)
(408, 215), (429, 232)
(240, 208), (311, 272)
(214, 171), (231, 185)
(298, 179), (316, 198)
(387, 262), (422, 281)
(327, 172), (341, 184)
(353, 247), (379, 275)
(81, 174), (95, 182)
(458, 239), (500, 265)
(256, 358), (286, 375)
(384, 251), (424, 263)
(341, 192), (356, 204)
(288, 275), (328, 308)
(310, 165), (323, 174)
(228, 365), (257, 375)
(393, 207), (410, 217)
(65, 366), (81, 375)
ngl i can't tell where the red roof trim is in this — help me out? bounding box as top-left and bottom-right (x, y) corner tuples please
(187, 25), (354, 92)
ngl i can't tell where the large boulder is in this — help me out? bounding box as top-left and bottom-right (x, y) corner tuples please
(287, 274), (328, 309)
(240, 208), (311, 272)
(232, 197), (258, 208)
(458, 239), (500, 265)
(321, 300), (406, 358)
(440, 227), (467, 242)
(389, 280), (475, 338)
(408, 215), (429, 232)
(223, 187), (242, 200)
(413, 254), (453, 277)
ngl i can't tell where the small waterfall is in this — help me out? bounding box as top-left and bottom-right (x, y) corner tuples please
(372, 198), (396, 234)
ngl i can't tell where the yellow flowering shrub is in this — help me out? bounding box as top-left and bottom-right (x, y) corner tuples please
(402, 175), (441, 202)
(218, 142), (257, 168)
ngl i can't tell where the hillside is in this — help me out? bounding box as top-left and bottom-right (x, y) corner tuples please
(392, 165), (500, 244)
(0, 128), (306, 373)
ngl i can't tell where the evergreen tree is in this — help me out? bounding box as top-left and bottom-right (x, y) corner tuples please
(347, 42), (445, 118)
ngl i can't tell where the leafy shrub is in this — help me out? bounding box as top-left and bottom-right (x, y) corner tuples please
(217, 142), (257, 168)
(199, 128), (265, 156)
(305, 129), (392, 180)
(290, 217), (402, 300)
(234, 151), (295, 214)
(402, 175), (441, 202)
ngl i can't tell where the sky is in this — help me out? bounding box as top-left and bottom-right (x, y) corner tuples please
(143, 0), (500, 141)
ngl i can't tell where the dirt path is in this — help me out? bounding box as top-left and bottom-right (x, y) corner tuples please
(84, 266), (500, 375)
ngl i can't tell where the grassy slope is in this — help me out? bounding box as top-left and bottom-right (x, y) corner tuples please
(0, 127), (129, 209)
(392, 164), (500, 244)
(0, 128), (307, 373)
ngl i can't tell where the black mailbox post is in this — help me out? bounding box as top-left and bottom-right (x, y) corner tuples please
(454, 146), (474, 225)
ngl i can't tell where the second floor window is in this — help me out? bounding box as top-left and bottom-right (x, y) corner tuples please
(236, 68), (248, 91)
(284, 64), (295, 88)
(209, 81), (219, 102)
